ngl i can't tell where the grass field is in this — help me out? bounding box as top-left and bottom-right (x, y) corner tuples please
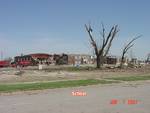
(1, 65), (150, 93)
(0, 75), (150, 93)
(0, 79), (118, 93)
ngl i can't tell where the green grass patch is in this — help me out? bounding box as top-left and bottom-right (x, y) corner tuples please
(0, 79), (118, 93)
(106, 75), (150, 81)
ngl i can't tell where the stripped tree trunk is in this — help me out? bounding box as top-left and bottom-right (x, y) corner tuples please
(85, 23), (119, 69)
(120, 36), (141, 69)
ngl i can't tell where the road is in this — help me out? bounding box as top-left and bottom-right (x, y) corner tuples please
(0, 82), (150, 113)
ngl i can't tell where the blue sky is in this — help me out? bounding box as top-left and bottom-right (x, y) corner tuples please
(0, 0), (150, 60)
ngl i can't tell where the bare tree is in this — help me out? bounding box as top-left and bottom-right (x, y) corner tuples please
(85, 23), (119, 68)
(120, 36), (141, 68)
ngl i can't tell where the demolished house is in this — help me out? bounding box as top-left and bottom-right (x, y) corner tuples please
(14, 53), (53, 66)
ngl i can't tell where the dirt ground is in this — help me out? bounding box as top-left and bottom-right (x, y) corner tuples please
(0, 65), (150, 113)
(0, 65), (150, 84)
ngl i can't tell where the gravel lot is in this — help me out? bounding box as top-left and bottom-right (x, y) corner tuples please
(0, 81), (150, 113)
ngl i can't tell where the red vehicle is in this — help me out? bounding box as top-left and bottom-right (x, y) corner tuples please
(0, 60), (11, 67)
